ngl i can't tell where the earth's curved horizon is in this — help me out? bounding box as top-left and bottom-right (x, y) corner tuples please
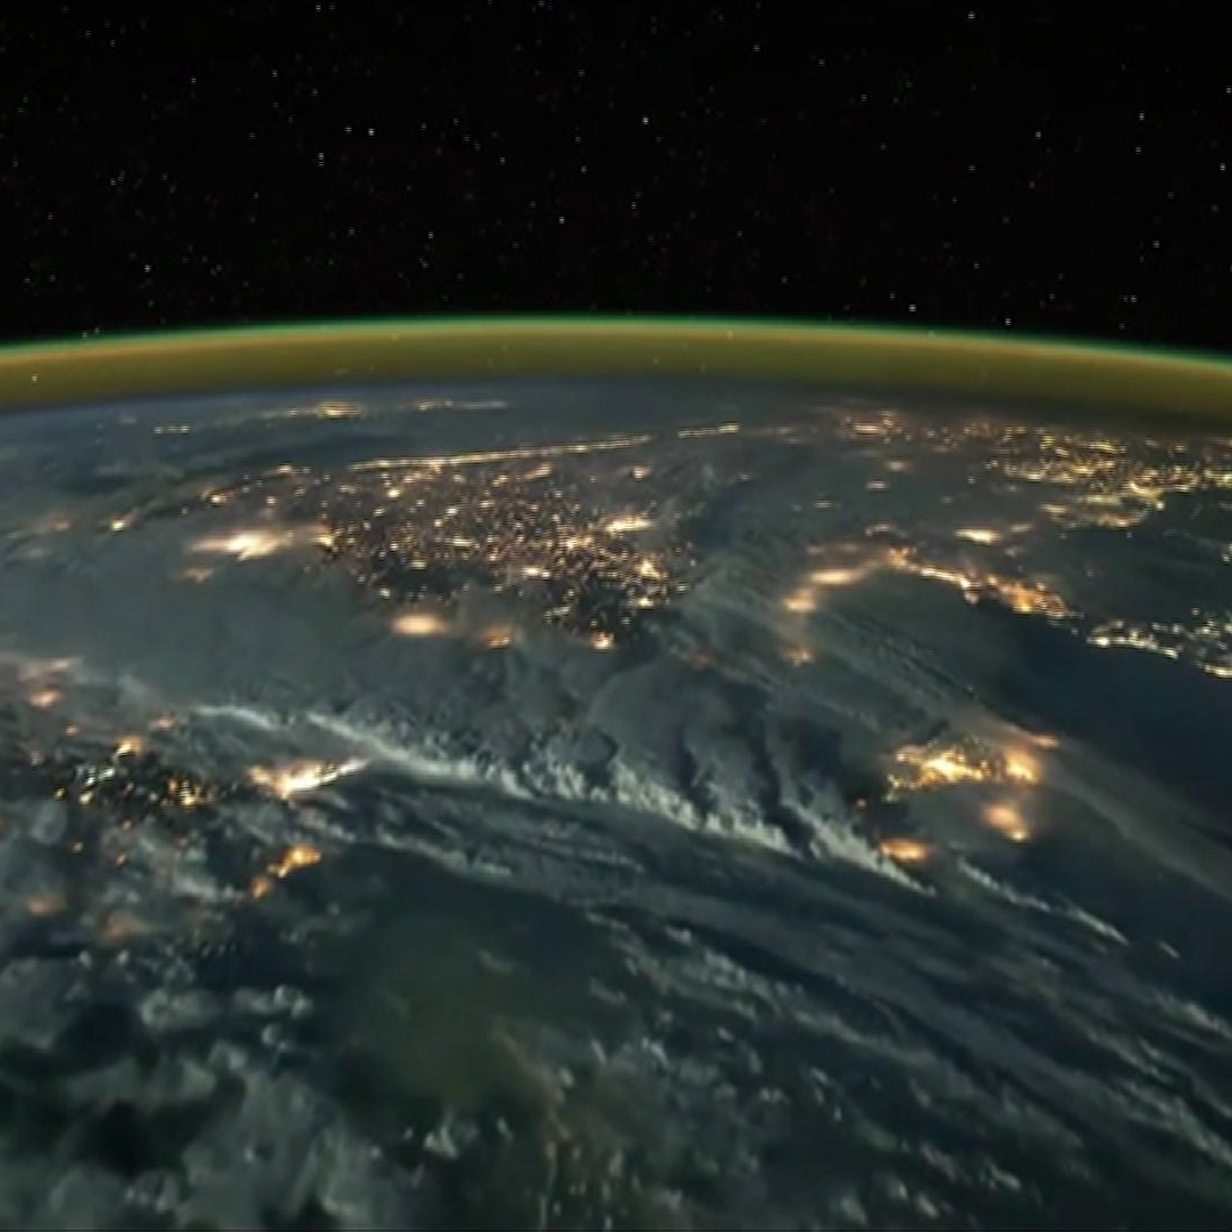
(3, 316), (1232, 425)
(1, 322), (1230, 1229)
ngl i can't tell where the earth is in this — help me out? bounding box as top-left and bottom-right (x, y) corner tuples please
(1, 323), (1231, 1229)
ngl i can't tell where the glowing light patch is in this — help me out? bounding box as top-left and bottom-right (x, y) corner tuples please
(171, 781), (207, 809)
(890, 738), (1044, 797)
(25, 895), (66, 917)
(925, 754), (975, 782)
(893, 744), (990, 790)
(191, 527), (303, 560)
(605, 514), (654, 534)
(1004, 751), (1039, 783)
(392, 611), (450, 637)
(984, 802), (1032, 843)
(270, 844), (324, 876)
(248, 759), (366, 799)
(879, 837), (933, 864)
(990, 579), (1070, 618)
(892, 557), (973, 590)
(810, 567), (867, 587)
(100, 913), (150, 944)
(480, 625), (517, 649)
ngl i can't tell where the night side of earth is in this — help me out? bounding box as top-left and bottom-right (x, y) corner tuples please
(0, 320), (1230, 1230)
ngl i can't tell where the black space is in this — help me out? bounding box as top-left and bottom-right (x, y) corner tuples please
(2, 6), (1229, 350)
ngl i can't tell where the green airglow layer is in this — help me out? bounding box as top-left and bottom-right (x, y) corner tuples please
(1, 316), (1231, 422)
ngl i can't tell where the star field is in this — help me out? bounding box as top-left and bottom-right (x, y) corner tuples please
(1, 6), (1229, 347)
